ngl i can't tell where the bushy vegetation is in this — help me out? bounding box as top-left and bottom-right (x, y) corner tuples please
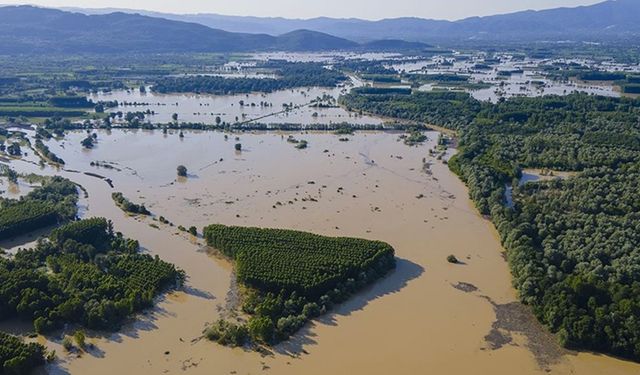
(204, 320), (247, 347)
(401, 129), (428, 146)
(0, 176), (78, 240)
(446, 255), (459, 264)
(176, 165), (187, 177)
(345, 89), (640, 360)
(112, 192), (151, 215)
(0, 332), (45, 374)
(203, 224), (395, 345)
(0, 218), (184, 334)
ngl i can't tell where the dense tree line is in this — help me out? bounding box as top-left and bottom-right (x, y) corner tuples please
(203, 224), (395, 345)
(360, 74), (402, 83)
(344, 88), (640, 360)
(152, 62), (347, 95)
(340, 90), (482, 128)
(47, 96), (94, 108)
(0, 218), (184, 334)
(335, 60), (397, 75)
(623, 84), (640, 94)
(0, 177), (78, 240)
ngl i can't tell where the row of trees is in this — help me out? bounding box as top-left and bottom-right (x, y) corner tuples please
(340, 90), (482, 129)
(34, 139), (65, 165)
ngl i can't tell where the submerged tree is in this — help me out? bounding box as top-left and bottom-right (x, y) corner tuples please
(81, 137), (94, 149)
(177, 165), (188, 177)
(7, 142), (21, 156)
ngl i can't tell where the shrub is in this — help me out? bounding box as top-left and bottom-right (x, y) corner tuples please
(177, 165), (187, 177)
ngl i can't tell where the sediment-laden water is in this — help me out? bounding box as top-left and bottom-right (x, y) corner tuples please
(1, 129), (637, 375)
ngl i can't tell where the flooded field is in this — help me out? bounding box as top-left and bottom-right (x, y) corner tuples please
(395, 56), (622, 102)
(1, 128), (636, 375)
(89, 79), (382, 126)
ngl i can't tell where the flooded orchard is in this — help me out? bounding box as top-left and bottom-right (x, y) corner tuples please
(4, 129), (639, 374)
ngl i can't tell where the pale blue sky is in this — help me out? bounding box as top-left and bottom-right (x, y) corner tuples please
(3, 0), (604, 20)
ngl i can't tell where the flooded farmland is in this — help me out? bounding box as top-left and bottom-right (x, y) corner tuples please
(0, 128), (636, 375)
(89, 79), (382, 126)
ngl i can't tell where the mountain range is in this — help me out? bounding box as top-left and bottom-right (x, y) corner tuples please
(0, 6), (432, 54)
(0, 0), (638, 55)
(63, 0), (640, 43)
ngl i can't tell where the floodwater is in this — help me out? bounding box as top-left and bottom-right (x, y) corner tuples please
(1, 129), (637, 375)
(0, 176), (36, 199)
(394, 55), (621, 102)
(88, 79), (382, 126)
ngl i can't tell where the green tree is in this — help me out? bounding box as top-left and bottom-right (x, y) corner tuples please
(247, 316), (274, 344)
(73, 330), (86, 350)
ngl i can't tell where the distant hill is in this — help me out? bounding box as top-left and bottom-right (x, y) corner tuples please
(65, 0), (640, 43)
(360, 40), (433, 51)
(0, 6), (360, 54)
(275, 30), (358, 51)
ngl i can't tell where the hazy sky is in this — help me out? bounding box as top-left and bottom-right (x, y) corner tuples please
(2, 0), (604, 20)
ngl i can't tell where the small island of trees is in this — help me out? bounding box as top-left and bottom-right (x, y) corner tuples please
(112, 192), (151, 215)
(202, 224), (395, 346)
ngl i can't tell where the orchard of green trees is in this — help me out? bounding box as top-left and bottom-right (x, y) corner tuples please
(203, 224), (395, 345)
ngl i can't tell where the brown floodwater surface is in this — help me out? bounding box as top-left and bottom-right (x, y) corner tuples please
(4, 130), (637, 375)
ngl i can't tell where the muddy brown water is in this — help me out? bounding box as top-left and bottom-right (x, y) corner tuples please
(88, 78), (382, 126)
(2, 130), (636, 374)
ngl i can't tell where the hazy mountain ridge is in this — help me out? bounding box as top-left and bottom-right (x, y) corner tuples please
(0, 6), (434, 54)
(64, 0), (640, 43)
(1, 0), (639, 55)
